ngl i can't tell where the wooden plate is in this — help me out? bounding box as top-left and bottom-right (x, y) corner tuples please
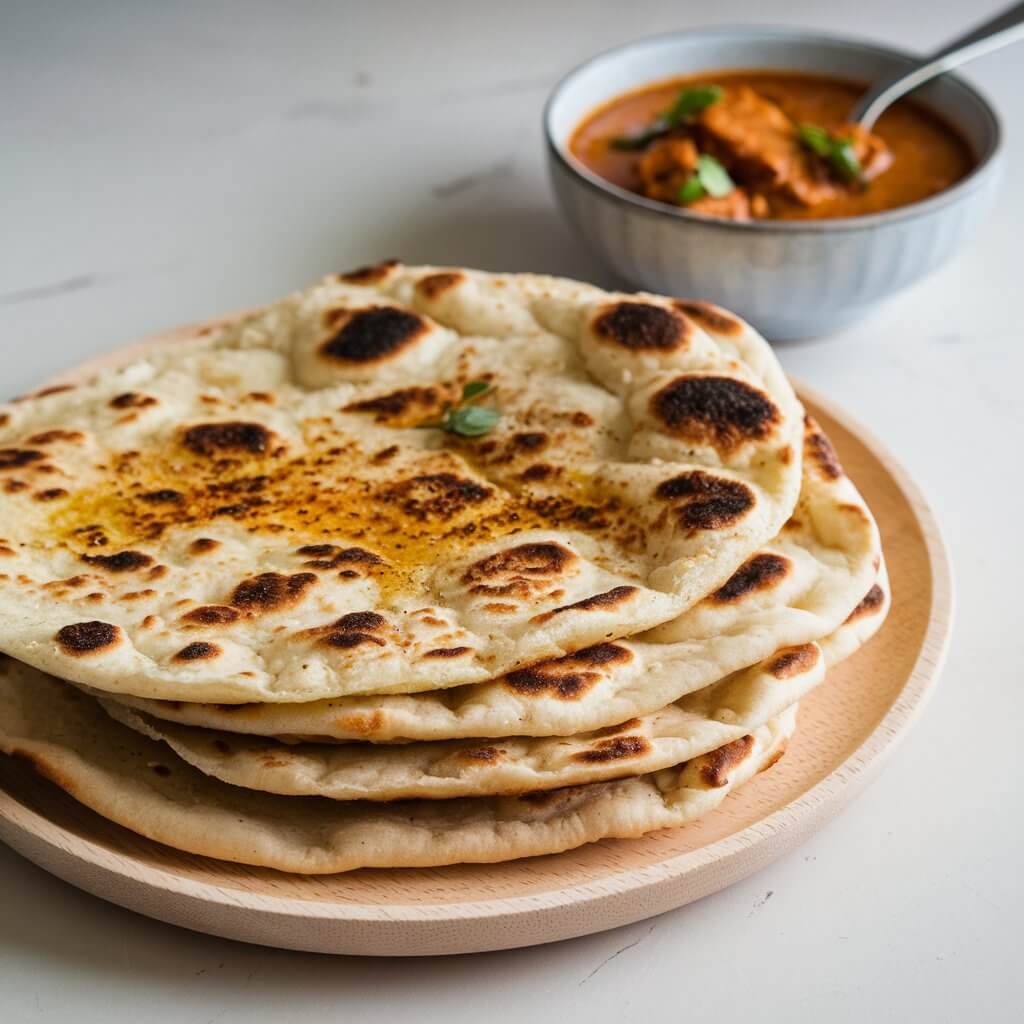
(0, 323), (952, 956)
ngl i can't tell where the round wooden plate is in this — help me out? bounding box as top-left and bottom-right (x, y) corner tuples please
(0, 323), (952, 957)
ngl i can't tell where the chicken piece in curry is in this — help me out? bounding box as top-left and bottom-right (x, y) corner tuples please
(570, 71), (974, 221)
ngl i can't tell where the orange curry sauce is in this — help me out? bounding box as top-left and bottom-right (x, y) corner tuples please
(570, 70), (975, 220)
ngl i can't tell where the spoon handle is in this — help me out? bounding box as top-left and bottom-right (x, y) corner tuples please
(851, 0), (1024, 128)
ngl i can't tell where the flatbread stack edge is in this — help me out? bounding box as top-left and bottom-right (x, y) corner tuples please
(0, 266), (890, 874)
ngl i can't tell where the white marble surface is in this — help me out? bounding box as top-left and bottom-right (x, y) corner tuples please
(1, 1), (1021, 1020)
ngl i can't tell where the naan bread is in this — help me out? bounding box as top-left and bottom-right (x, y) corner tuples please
(0, 657), (795, 873)
(100, 563), (886, 802)
(0, 266), (803, 703)
(106, 418), (878, 741)
(102, 643), (818, 801)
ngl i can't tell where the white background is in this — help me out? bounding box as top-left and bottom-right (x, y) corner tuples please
(1, 2), (1021, 1021)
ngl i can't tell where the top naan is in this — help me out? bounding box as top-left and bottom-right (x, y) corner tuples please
(0, 265), (803, 702)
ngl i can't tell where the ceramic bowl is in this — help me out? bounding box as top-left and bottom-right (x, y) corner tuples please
(544, 27), (1003, 339)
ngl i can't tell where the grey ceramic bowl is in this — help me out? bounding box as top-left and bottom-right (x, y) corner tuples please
(544, 27), (1003, 339)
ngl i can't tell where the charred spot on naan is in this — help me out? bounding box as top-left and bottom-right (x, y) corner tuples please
(181, 422), (278, 458)
(803, 416), (844, 480)
(573, 734), (651, 763)
(182, 605), (241, 626)
(332, 708), (386, 737)
(760, 740), (789, 773)
(672, 299), (744, 336)
(592, 301), (692, 351)
(768, 643), (820, 679)
(710, 552), (790, 603)
(651, 375), (781, 453)
(844, 583), (885, 623)
(415, 271), (465, 300)
(504, 642), (632, 699)
(56, 620), (122, 656)
(173, 641), (222, 662)
(0, 449), (44, 472)
(25, 429), (85, 445)
(334, 259), (400, 285)
(698, 734), (755, 788)
(380, 473), (492, 522)
(80, 550), (154, 573)
(319, 610), (392, 650)
(320, 306), (431, 365)
(344, 385), (451, 426)
(109, 392), (158, 410)
(531, 585), (639, 624)
(424, 646), (473, 658)
(295, 544), (384, 575)
(230, 572), (318, 615)
(655, 470), (755, 531)
(462, 542), (579, 598)
(139, 489), (184, 505)
(455, 745), (506, 764)
(11, 384), (75, 404)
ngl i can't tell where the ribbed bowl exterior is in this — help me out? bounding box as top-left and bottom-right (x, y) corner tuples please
(549, 155), (1002, 339)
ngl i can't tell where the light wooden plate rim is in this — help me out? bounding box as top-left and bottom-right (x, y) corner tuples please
(0, 324), (952, 951)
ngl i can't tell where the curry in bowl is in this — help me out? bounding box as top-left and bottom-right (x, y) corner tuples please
(570, 71), (975, 221)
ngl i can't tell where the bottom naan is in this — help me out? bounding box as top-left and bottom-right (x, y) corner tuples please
(0, 658), (793, 874)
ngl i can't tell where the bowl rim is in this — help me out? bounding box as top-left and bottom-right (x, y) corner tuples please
(543, 25), (1003, 235)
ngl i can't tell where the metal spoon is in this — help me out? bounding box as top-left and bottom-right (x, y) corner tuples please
(851, 0), (1024, 128)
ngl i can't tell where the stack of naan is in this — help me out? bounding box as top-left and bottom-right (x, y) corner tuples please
(0, 264), (887, 873)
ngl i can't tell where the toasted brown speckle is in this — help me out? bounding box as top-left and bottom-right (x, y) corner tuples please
(424, 646), (472, 658)
(231, 572), (317, 614)
(173, 641), (221, 662)
(505, 643), (632, 699)
(0, 449), (44, 472)
(593, 302), (691, 351)
(415, 271), (465, 300)
(574, 735), (650, 763)
(804, 417), (844, 479)
(380, 472), (491, 522)
(456, 746), (505, 764)
(463, 542), (577, 598)
(81, 550), (154, 573)
(321, 610), (389, 650)
(297, 545), (384, 571)
(109, 392), (158, 410)
(656, 470), (755, 531)
(140, 489), (184, 505)
(845, 583), (885, 623)
(651, 376), (781, 453)
(768, 643), (820, 679)
(371, 445), (400, 464)
(321, 306), (429, 364)
(25, 429), (85, 445)
(56, 621), (121, 655)
(672, 299), (744, 336)
(699, 735), (755, 787)
(711, 553), (790, 603)
(182, 605), (241, 626)
(532, 586), (638, 624)
(336, 259), (400, 285)
(345, 386), (445, 425)
(182, 422), (274, 457)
